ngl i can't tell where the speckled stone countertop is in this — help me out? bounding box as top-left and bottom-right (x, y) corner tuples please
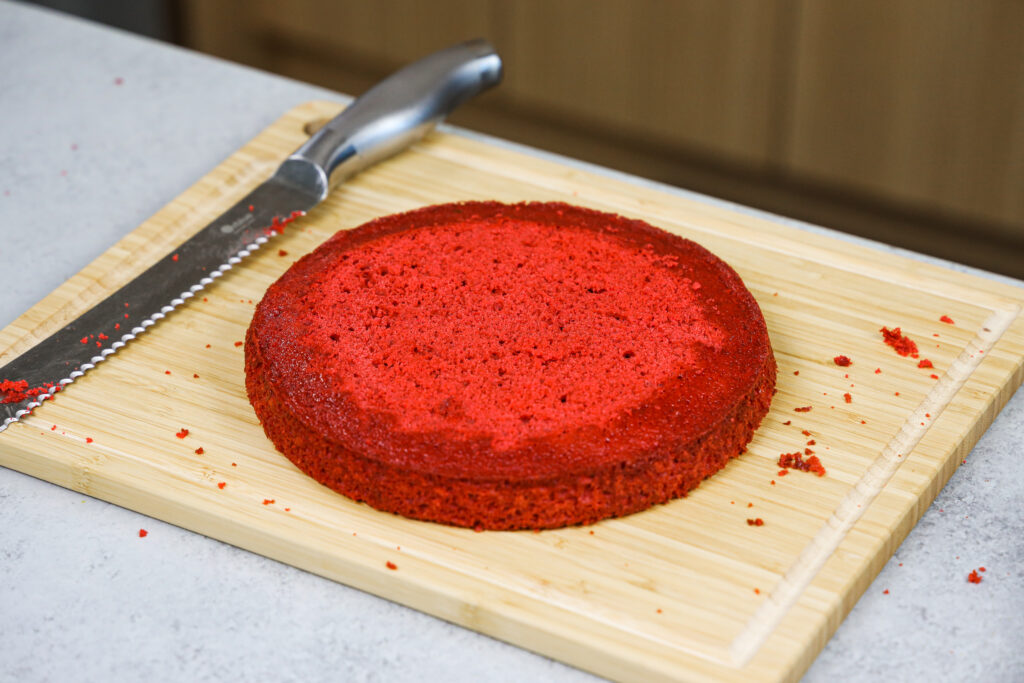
(0, 3), (1021, 681)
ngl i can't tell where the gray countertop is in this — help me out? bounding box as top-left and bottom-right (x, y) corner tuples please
(1, 3), (1021, 681)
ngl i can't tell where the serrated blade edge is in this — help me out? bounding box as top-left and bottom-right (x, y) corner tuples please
(0, 176), (318, 433)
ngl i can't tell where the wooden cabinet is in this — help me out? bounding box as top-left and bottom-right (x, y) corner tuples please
(786, 0), (1024, 234)
(498, 1), (782, 166)
(180, 0), (1024, 277)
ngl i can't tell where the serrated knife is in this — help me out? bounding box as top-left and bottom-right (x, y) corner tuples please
(0, 39), (502, 432)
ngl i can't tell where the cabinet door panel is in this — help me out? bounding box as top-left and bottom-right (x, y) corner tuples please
(501, 0), (784, 166)
(786, 0), (1024, 229)
(249, 0), (492, 66)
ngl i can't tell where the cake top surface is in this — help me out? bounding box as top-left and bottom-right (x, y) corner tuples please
(251, 202), (771, 478)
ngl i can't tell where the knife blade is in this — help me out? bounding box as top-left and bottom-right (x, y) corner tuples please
(0, 39), (502, 431)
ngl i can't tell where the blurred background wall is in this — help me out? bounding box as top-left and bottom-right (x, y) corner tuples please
(27, 0), (1024, 278)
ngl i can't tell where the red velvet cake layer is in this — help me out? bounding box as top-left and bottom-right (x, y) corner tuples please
(246, 201), (776, 529)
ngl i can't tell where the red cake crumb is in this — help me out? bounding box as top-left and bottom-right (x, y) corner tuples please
(833, 355), (851, 367)
(175, 428), (189, 439)
(1, 379), (59, 405)
(918, 359), (933, 369)
(217, 482), (226, 489)
(245, 201), (776, 530)
(778, 452), (827, 476)
(386, 561), (398, 570)
(261, 210), (304, 237)
(195, 447), (204, 455)
(967, 569), (983, 584)
(85, 437), (93, 444)
(746, 518), (764, 526)
(794, 406), (812, 412)
(138, 529), (148, 538)
(262, 499), (275, 505)
(880, 326), (919, 358)
(844, 393), (852, 403)
(940, 315), (954, 324)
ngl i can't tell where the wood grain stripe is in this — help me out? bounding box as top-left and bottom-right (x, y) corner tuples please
(730, 305), (1020, 665)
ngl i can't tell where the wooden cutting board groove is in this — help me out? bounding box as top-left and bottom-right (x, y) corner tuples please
(1, 102), (1022, 682)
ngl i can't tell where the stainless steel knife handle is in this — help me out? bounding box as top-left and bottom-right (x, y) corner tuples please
(286, 39), (502, 199)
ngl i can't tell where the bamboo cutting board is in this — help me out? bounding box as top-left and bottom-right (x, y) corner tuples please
(1, 101), (1022, 682)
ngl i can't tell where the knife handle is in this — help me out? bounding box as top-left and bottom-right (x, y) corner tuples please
(285, 39), (502, 199)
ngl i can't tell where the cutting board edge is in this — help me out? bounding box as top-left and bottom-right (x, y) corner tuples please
(730, 305), (1024, 671)
(788, 317), (1024, 671)
(0, 418), (769, 683)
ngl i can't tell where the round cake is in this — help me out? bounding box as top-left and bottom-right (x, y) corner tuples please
(245, 201), (775, 530)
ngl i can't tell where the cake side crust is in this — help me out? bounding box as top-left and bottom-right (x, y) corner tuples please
(246, 323), (776, 530)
